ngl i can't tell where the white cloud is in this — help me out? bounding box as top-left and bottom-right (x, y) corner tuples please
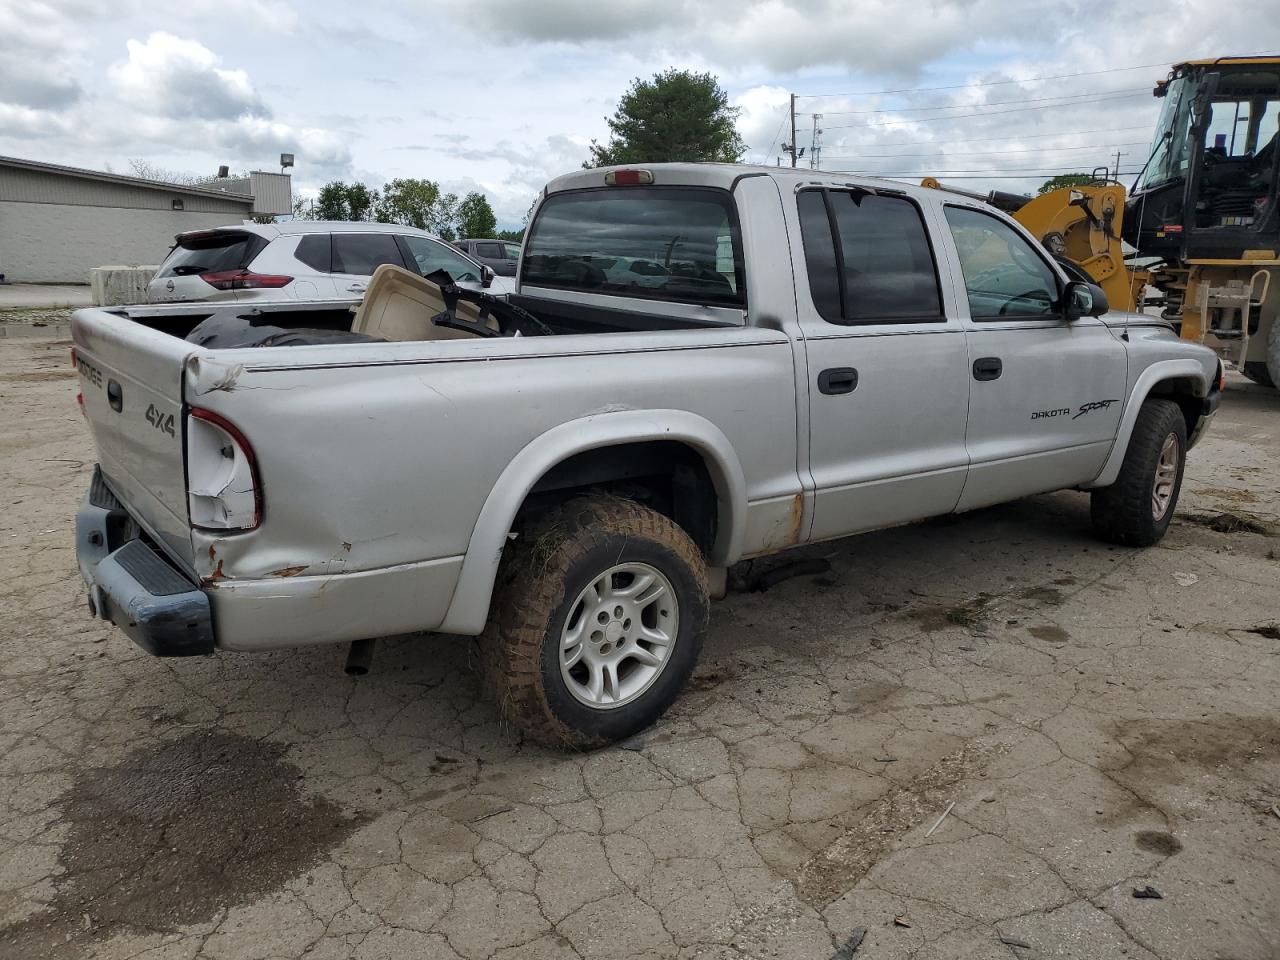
(442, 0), (1053, 76)
(109, 32), (266, 120)
(0, 2), (85, 109)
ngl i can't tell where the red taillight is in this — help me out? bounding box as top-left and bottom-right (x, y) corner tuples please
(200, 270), (294, 290)
(604, 169), (654, 186)
(187, 407), (262, 530)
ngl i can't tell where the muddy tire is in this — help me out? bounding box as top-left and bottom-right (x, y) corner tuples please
(483, 494), (709, 749)
(1090, 398), (1187, 547)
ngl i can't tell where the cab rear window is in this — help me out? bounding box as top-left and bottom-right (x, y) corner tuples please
(156, 232), (266, 278)
(522, 187), (744, 307)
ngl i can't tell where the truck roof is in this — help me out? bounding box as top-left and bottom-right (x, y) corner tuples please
(543, 162), (940, 201)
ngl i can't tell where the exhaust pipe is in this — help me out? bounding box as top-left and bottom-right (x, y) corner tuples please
(345, 637), (375, 676)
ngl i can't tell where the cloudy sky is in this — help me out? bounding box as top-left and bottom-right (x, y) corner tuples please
(2, 0), (1278, 227)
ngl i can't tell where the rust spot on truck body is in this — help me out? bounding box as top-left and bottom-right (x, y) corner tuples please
(204, 558), (226, 587)
(786, 492), (804, 545)
(268, 565), (309, 578)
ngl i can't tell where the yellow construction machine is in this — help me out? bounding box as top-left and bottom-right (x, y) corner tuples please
(926, 56), (1280, 388)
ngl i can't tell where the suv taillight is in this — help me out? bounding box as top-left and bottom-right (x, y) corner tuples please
(187, 408), (262, 530)
(200, 269), (293, 290)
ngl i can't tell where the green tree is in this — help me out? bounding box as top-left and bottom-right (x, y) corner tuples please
(375, 178), (460, 237)
(586, 68), (745, 167)
(1038, 173), (1093, 195)
(310, 181), (379, 221)
(455, 192), (497, 238)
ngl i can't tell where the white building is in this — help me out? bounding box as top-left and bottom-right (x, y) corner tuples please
(0, 156), (292, 283)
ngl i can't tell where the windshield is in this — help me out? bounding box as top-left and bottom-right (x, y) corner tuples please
(1137, 74), (1194, 191)
(522, 187), (744, 307)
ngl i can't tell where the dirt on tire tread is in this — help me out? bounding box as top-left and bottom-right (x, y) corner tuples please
(481, 493), (708, 749)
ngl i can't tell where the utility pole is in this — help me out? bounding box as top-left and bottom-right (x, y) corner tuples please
(810, 114), (823, 170)
(789, 93), (797, 167)
(1112, 149), (1127, 180)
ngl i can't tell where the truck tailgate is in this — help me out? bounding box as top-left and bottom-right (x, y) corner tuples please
(72, 309), (196, 572)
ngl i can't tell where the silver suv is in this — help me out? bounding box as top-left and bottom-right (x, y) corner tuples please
(148, 221), (512, 303)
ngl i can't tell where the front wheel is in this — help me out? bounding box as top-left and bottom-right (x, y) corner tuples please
(483, 494), (709, 749)
(1090, 398), (1187, 547)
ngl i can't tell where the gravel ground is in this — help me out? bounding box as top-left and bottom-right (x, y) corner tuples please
(1, 334), (1277, 960)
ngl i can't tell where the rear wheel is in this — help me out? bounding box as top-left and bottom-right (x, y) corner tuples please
(483, 494), (709, 749)
(1090, 399), (1187, 547)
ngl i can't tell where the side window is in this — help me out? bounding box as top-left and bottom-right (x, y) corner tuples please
(797, 191), (841, 320)
(797, 189), (943, 324)
(331, 234), (405, 275)
(294, 234), (331, 273)
(477, 242), (505, 259)
(944, 207), (1059, 320)
(399, 235), (482, 282)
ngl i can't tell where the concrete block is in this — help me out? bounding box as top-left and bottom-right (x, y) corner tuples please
(90, 266), (158, 306)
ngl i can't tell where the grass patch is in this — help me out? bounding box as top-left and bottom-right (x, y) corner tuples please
(944, 592), (994, 627)
(1181, 511), (1274, 536)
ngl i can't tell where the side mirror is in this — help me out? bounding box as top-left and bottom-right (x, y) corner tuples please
(1062, 280), (1108, 320)
(480, 264), (494, 289)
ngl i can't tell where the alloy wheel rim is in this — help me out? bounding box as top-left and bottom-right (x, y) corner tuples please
(559, 562), (679, 710)
(1151, 433), (1179, 521)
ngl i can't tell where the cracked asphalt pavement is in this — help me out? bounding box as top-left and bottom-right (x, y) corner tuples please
(2, 335), (1278, 960)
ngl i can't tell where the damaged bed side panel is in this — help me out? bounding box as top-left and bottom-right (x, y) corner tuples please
(186, 327), (798, 644)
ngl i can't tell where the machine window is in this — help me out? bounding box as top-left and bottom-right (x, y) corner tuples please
(944, 206), (1060, 321)
(797, 188), (942, 324)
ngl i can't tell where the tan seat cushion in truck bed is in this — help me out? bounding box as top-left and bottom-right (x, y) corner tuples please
(351, 264), (497, 341)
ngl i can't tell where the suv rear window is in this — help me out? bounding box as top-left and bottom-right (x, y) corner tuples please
(523, 187), (744, 307)
(156, 232), (266, 278)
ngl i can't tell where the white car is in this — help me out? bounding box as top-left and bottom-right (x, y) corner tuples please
(147, 221), (512, 304)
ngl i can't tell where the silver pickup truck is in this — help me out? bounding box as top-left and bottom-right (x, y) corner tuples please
(72, 163), (1222, 747)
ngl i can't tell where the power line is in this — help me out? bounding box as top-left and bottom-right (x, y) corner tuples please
(816, 87), (1148, 117)
(795, 62), (1171, 100)
(821, 140), (1147, 160)
(762, 107), (789, 164)
(825, 171), (1143, 180)
(817, 125), (1149, 149)
(822, 92), (1150, 129)
(828, 167), (1144, 176)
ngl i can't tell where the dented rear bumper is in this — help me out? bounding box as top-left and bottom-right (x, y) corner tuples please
(76, 469), (215, 656)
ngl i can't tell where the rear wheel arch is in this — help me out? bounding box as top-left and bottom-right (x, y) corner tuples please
(438, 411), (748, 635)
